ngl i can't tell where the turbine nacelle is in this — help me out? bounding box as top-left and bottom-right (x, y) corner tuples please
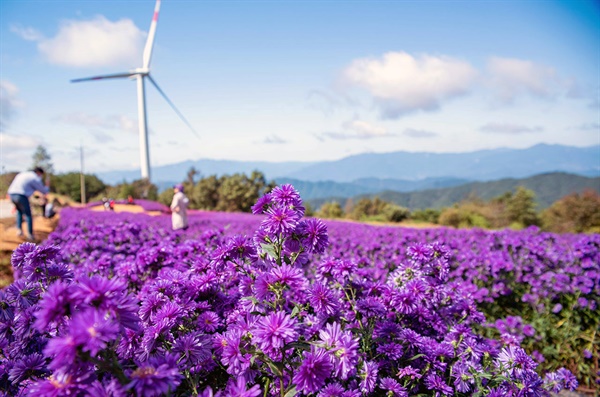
(133, 68), (150, 76)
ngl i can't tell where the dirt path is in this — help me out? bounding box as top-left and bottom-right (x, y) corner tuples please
(0, 214), (59, 287)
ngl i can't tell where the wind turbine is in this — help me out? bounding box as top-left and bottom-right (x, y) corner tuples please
(71, 0), (197, 182)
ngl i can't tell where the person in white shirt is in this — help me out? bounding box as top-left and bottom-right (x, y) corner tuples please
(7, 167), (50, 241)
(170, 184), (189, 230)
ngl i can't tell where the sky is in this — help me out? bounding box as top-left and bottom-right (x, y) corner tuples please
(1, 0), (599, 178)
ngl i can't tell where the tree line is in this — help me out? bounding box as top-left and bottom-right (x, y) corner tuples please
(317, 186), (600, 234)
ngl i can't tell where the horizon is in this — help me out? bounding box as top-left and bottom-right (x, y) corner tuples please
(1, 0), (599, 176)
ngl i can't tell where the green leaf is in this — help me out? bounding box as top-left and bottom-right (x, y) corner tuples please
(266, 361), (282, 377)
(284, 386), (297, 397)
(260, 243), (278, 259)
(291, 305), (300, 318)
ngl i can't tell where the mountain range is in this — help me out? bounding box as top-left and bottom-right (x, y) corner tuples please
(97, 144), (600, 188)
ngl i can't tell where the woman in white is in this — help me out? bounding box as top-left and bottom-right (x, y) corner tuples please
(170, 184), (189, 230)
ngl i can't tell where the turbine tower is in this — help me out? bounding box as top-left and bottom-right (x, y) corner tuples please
(71, 0), (197, 182)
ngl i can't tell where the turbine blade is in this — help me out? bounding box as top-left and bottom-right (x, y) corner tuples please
(147, 75), (200, 139)
(71, 72), (135, 83)
(143, 0), (162, 69)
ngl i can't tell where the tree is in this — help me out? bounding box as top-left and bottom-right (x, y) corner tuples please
(31, 145), (54, 174)
(186, 167), (199, 185)
(192, 175), (220, 209)
(542, 190), (600, 233)
(51, 173), (107, 203)
(506, 186), (539, 227)
(317, 202), (344, 219)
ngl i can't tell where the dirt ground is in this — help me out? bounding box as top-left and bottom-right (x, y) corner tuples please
(0, 214), (59, 287)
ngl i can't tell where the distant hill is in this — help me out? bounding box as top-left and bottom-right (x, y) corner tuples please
(96, 144), (600, 185)
(307, 172), (600, 211)
(284, 144), (600, 182)
(275, 177), (471, 200)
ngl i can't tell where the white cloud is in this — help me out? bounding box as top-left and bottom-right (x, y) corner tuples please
(56, 112), (138, 134)
(577, 122), (600, 131)
(10, 24), (44, 41)
(342, 51), (477, 118)
(0, 133), (39, 151)
(0, 81), (25, 131)
(316, 119), (393, 140)
(487, 57), (559, 103)
(403, 128), (437, 138)
(16, 16), (146, 68)
(262, 135), (287, 144)
(342, 119), (390, 138)
(480, 122), (544, 134)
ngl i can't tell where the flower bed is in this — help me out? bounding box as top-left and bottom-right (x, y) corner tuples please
(0, 185), (595, 396)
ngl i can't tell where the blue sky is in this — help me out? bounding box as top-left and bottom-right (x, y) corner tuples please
(1, 0), (599, 177)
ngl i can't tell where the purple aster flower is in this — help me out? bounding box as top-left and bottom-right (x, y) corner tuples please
(380, 377), (408, 397)
(360, 361), (379, 393)
(253, 311), (298, 358)
(20, 245), (62, 281)
(512, 347), (537, 375)
(172, 331), (212, 366)
(307, 282), (339, 317)
(127, 354), (183, 397)
(33, 280), (71, 331)
(198, 311), (222, 333)
(252, 193), (273, 214)
(44, 334), (78, 371)
(451, 361), (473, 393)
(330, 259), (357, 281)
(407, 243), (433, 263)
(5, 279), (41, 309)
(318, 383), (346, 397)
(551, 303), (562, 313)
(262, 205), (301, 236)
(71, 308), (120, 357)
(11, 242), (37, 269)
(139, 292), (168, 322)
(424, 373), (453, 396)
(270, 184), (303, 209)
(299, 218), (329, 254)
(269, 264), (307, 291)
(225, 377), (262, 397)
(86, 379), (128, 397)
(522, 324), (535, 337)
(293, 347), (333, 394)
(25, 372), (77, 396)
(486, 386), (513, 397)
(556, 368), (578, 390)
(377, 342), (404, 360)
(215, 330), (252, 376)
(318, 322), (359, 379)
(496, 345), (519, 370)
(516, 369), (544, 396)
(69, 275), (126, 308)
(199, 386), (222, 397)
(152, 301), (183, 328)
(356, 296), (386, 317)
(583, 349), (593, 359)
(0, 289), (14, 322)
(8, 353), (48, 383)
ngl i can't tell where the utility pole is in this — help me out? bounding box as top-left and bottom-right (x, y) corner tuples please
(80, 145), (86, 204)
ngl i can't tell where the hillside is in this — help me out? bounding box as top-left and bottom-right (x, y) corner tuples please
(275, 177), (471, 200)
(307, 172), (600, 211)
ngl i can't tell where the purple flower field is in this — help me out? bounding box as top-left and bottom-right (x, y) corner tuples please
(1, 185), (598, 396)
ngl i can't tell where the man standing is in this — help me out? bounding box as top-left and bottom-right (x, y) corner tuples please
(7, 167), (50, 242)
